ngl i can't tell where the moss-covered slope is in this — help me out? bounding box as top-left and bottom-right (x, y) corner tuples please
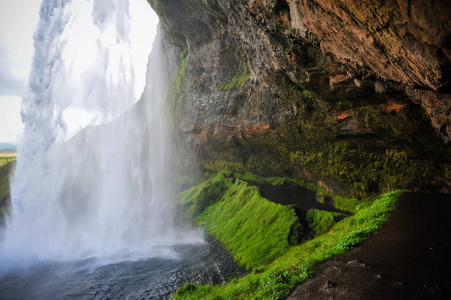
(174, 183), (405, 299)
(180, 172), (301, 268)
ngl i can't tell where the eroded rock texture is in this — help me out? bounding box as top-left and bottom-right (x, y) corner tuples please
(149, 0), (451, 197)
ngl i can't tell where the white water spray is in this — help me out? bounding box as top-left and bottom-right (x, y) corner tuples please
(0, 0), (200, 273)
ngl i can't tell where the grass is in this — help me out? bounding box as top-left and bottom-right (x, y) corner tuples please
(306, 209), (345, 236)
(179, 172), (234, 223)
(196, 179), (300, 268)
(0, 157), (16, 161)
(225, 171), (366, 213)
(0, 161), (13, 218)
(0, 156), (16, 167)
(180, 172), (300, 268)
(173, 187), (405, 299)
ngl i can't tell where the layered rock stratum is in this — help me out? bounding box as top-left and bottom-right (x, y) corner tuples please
(149, 0), (451, 197)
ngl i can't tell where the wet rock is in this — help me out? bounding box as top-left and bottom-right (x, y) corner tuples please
(149, 0), (451, 193)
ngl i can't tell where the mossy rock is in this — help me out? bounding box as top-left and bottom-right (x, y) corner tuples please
(306, 209), (346, 236)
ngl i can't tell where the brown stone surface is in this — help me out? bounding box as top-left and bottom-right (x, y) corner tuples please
(149, 0), (451, 193)
(410, 90), (451, 143)
(245, 0), (451, 138)
(286, 0), (450, 92)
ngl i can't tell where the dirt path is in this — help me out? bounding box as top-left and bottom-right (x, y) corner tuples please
(287, 192), (451, 299)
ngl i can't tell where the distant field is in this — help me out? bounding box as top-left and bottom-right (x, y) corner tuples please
(0, 151), (17, 157)
(0, 161), (13, 218)
(0, 151), (17, 167)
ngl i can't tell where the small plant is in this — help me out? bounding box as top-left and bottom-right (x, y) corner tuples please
(175, 283), (196, 296)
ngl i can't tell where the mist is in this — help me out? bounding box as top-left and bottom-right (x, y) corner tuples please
(0, 0), (201, 274)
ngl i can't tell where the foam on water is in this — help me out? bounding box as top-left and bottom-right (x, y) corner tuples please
(0, 0), (201, 274)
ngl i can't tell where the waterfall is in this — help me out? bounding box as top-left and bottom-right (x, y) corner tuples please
(0, 0), (199, 274)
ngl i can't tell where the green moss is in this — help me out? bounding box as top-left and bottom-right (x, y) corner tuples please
(172, 190), (405, 299)
(198, 70), (449, 197)
(180, 172), (301, 269)
(192, 171), (363, 213)
(290, 145), (432, 199)
(306, 209), (345, 236)
(178, 172), (233, 223)
(178, 170), (372, 272)
(332, 194), (366, 213)
(230, 172), (363, 213)
(232, 172), (288, 186)
(168, 48), (188, 125)
(175, 282), (196, 297)
(216, 73), (250, 90)
(196, 179), (300, 268)
(201, 160), (246, 174)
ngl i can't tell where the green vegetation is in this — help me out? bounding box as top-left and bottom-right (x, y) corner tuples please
(0, 161), (13, 218)
(0, 156), (16, 169)
(0, 162), (12, 201)
(173, 190), (404, 300)
(306, 209), (345, 236)
(179, 172), (233, 223)
(201, 172), (365, 213)
(197, 179), (300, 268)
(289, 146), (429, 199)
(199, 71), (447, 198)
(202, 160), (246, 174)
(180, 172), (300, 268)
(216, 73), (250, 90)
(168, 48), (188, 125)
(0, 156), (16, 161)
(232, 172), (288, 186)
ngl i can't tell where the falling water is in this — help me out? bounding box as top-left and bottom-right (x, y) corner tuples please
(0, 0), (202, 274)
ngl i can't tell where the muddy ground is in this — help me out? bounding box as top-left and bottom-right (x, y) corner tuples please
(288, 192), (451, 299)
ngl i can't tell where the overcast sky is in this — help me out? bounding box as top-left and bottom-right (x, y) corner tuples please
(0, 0), (41, 144)
(0, 0), (158, 144)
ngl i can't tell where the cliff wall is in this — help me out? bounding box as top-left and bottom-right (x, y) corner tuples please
(149, 0), (451, 197)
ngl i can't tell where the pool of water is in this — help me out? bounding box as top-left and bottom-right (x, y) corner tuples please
(0, 238), (246, 300)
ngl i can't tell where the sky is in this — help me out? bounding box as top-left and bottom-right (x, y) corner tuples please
(0, 0), (41, 144)
(0, 0), (158, 144)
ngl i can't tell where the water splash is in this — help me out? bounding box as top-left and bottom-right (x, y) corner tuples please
(0, 0), (201, 274)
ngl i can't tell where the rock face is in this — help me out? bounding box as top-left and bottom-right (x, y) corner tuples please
(148, 0), (451, 197)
